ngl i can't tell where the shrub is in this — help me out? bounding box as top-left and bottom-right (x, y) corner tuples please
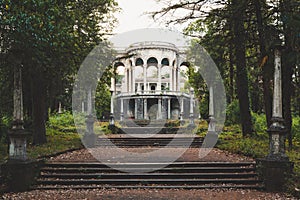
(252, 113), (268, 138)
(292, 116), (300, 141)
(225, 100), (240, 126)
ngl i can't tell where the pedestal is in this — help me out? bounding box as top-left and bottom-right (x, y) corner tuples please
(83, 115), (96, 147)
(1, 159), (43, 192)
(256, 159), (294, 192)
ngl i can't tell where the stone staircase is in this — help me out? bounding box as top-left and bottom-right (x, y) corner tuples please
(96, 136), (204, 147)
(33, 161), (263, 190)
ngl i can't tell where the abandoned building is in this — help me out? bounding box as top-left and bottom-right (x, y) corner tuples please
(110, 41), (198, 123)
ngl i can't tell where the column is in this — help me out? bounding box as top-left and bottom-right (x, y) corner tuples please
(144, 98), (148, 119)
(87, 87), (92, 115)
(158, 64), (161, 91)
(168, 98), (171, 119)
(81, 101), (85, 113)
(109, 76), (115, 125)
(170, 67), (173, 91)
(128, 67), (132, 93)
(257, 45), (293, 193)
(120, 98), (124, 121)
(189, 88), (194, 125)
(177, 68), (180, 91)
(9, 65), (27, 160)
(267, 47), (287, 159)
(208, 85), (216, 132)
(180, 95), (184, 125)
(125, 68), (128, 93)
(158, 98), (162, 119)
(134, 99), (138, 119)
(143, 64), (147, 93)
(132, 63), (136, 92)
(173, 68), (176, 91)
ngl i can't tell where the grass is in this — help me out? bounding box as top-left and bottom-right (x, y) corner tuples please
(216, 124), (300, 196)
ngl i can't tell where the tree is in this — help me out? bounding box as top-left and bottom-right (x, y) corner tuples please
(0, 0), (118, 144)
(231, 0), (253, 136)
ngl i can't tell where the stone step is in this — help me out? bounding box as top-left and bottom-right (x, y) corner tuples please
(34, 161), (263, 190)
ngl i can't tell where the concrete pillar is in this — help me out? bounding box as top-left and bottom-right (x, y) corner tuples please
(58, 102), (62, 114)
(125, 68), (128, 93)
(132, 63), (136, 93)
(177, 68), (180, 91)
(109, 77), (115, 125)
(81, 101), (85, 113)
(257, 46), (293, 192)
(134, 99), (138, 119)
(180, 95), (184, 125)
(144, 98), (148, 119)
(9, 65), (27, 161)
(189, 88), (194, 125)
(158, 64), (161, 91)
(143, 65), (146, 93)
(168, 98), (171, 119)
(120, 98), (124, 121)
(158, 98), (162, 119)
(208, 85), (216, 132)
(170, 67), (173, 91)
(128, 67), (132, 93)
(267, 47), (287, 159)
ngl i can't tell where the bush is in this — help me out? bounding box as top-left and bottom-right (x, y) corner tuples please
(252, 113), (268, 138)
(48, 111), (77, 132)
(292, 116), (300, 141)
(225, 100), (240, 126)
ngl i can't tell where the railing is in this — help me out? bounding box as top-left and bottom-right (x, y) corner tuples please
(116, 90), (191, 98)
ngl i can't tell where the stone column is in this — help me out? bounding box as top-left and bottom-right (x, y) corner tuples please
(158, 64), (161, 92)
(128, 67), (132, 93)
(168, 98), (171, 119)
(189, 88), (195, 126)
(144, 98), (148, 119)
(81, 101), (85, 113)
(109, 76), (115, 126)
(9, 65), (27, 161)
(132, 63), (136, 93)
(125, 68), (128, 93)
(177, 68), (180, 91)
(84, 86), (96, 147)
(158, 98), (162, 119)
(170, 67), (173, 91)
(257, 46), (293, 192)
(120, 98), (124, 121)
(134, 99), (138, 119)
(180, 95), (184, 126)
(208, 85), (216, 132)
(143, 64), (147, 93)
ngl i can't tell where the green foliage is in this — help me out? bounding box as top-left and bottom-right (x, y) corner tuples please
(292, 116), (300, 141)
(225, 100), (240, 125)
(48, 111), (77, 133)
(252, 113), (268, 138)
(95, 83), (111, 119)
(27, 128), (82, 159)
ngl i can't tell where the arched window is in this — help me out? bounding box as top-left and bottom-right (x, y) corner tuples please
(114, 62), (125, 85)
(135, 58), (144, 66)
(147, 57), (158, 66)
(161, 58), (169, 66)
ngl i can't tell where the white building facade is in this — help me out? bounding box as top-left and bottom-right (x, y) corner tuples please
(110, 41), (196, 123)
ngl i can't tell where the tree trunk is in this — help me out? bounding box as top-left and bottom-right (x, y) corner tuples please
(31, 69), (47, 145)
(281, 0), (295, 150)
(253, 0), (272, 126)
(232, 0), (253, 136)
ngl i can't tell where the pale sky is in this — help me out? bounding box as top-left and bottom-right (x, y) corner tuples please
(111, 0), (190, 47)
(113, 0), (167, 34)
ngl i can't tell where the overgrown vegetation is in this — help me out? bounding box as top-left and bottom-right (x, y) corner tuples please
(215, 114), (300, 196)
